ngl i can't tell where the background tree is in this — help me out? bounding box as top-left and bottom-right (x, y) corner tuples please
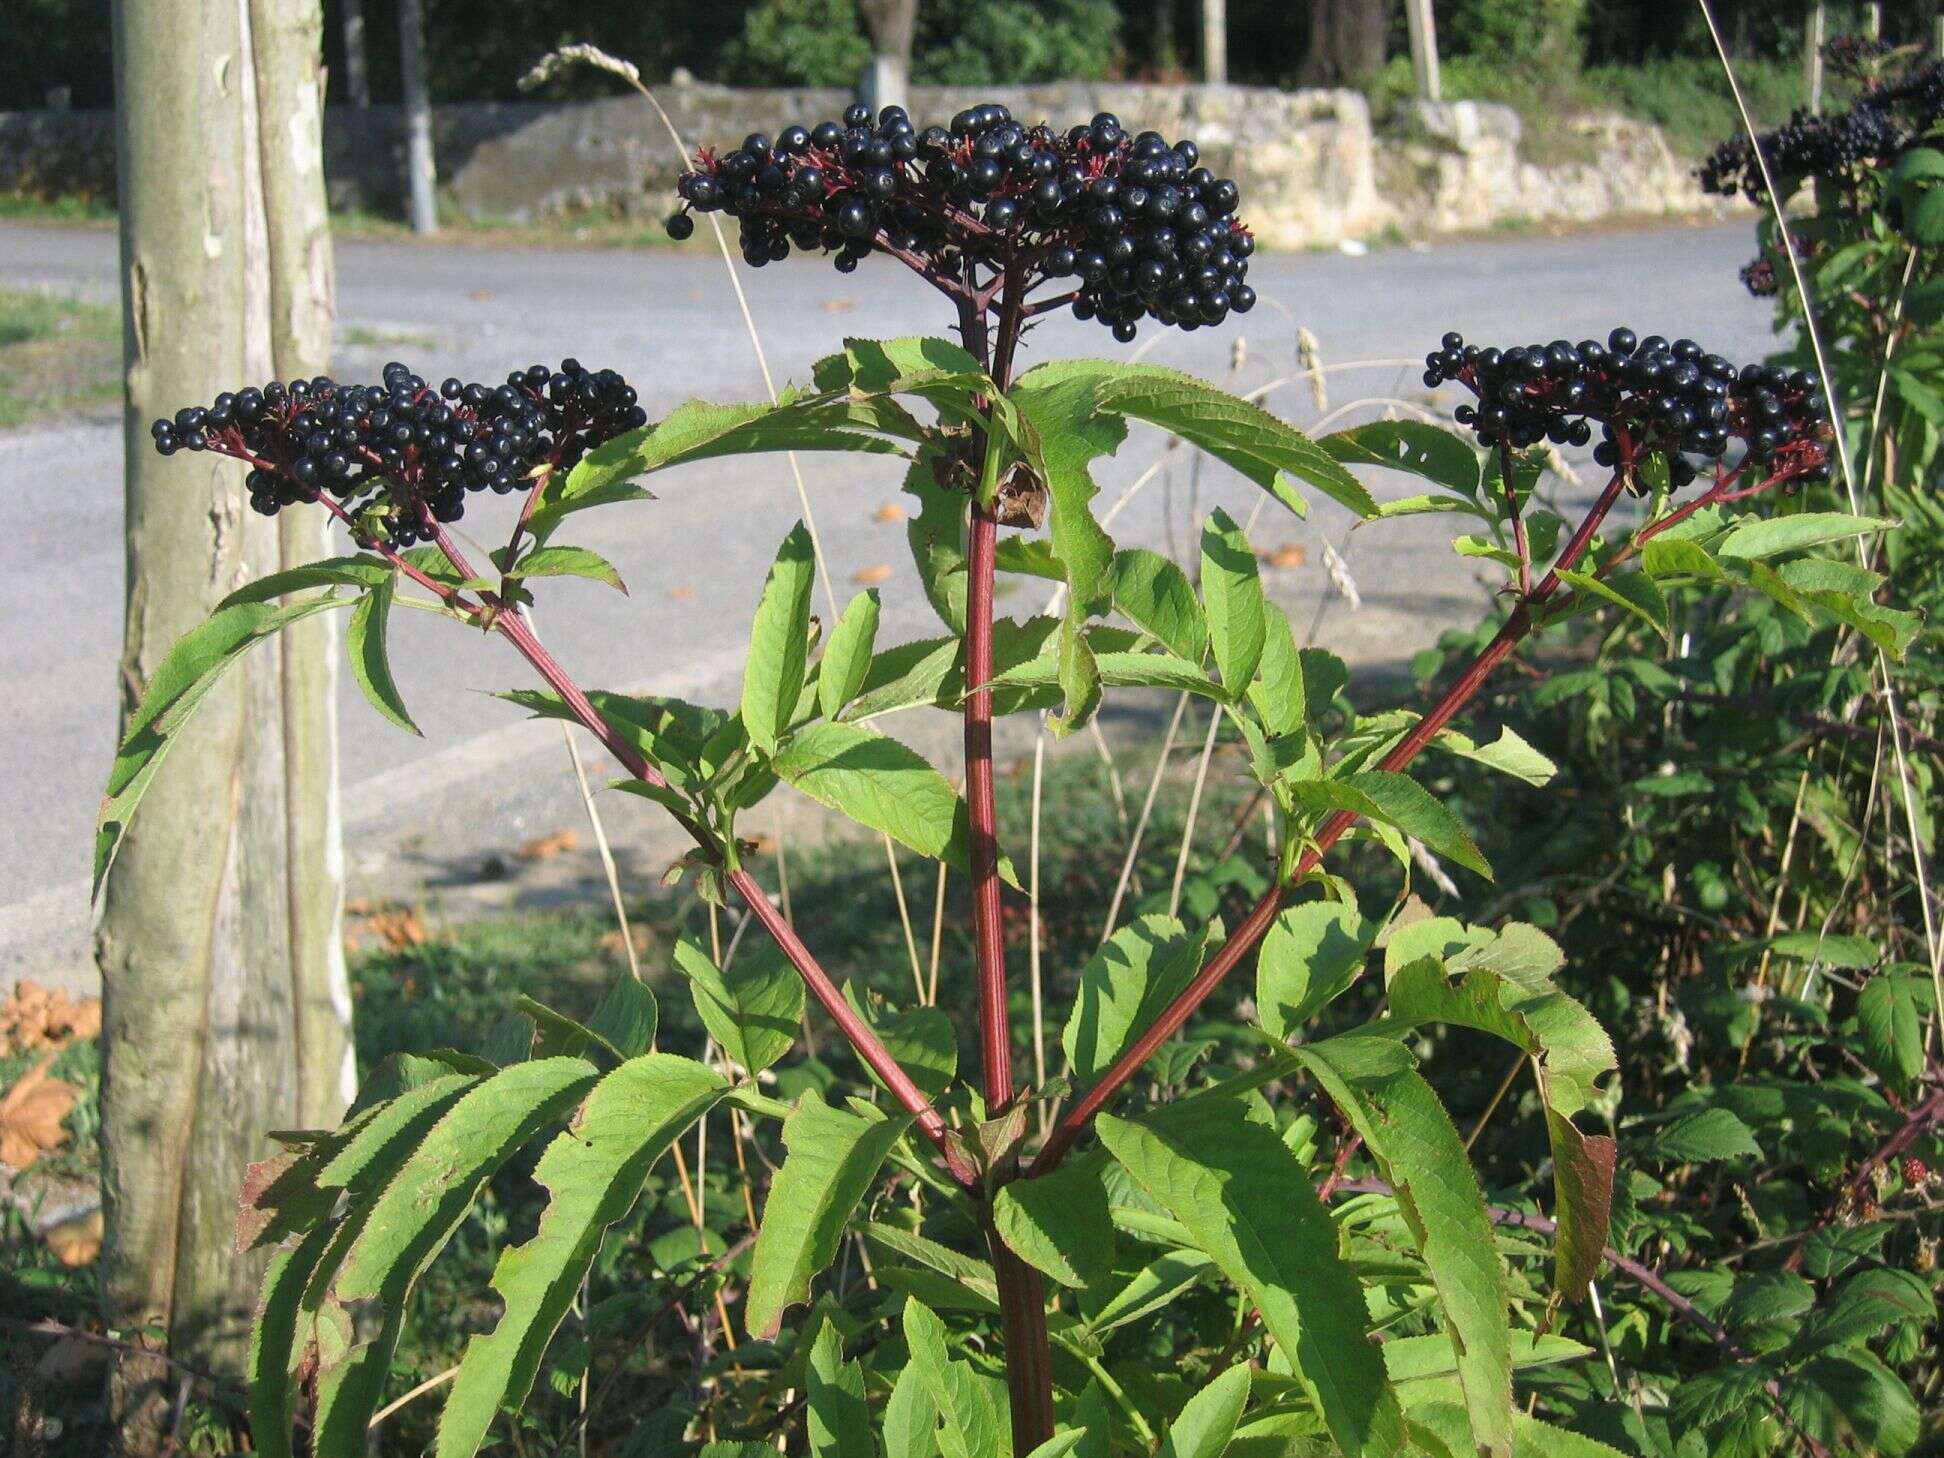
(100, 0), (346, 1443)
(1299, 0), (1388, 85)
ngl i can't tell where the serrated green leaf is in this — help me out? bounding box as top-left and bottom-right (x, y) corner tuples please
(348, 574), (419, 733)
(904, 460), (969, 633)
(904, 1297), (1013, 1458)
(1650, 1107), (1761, 1163)
(1321, 421), (1481, 497)
(1157, 1363), (1252, 1458)
(1089, 1247), (1215, 1333)
(1291, 1034), (1513, 1458)
(674, 936), (803, 1076)
(96, 592), (355, 893)
(886, 1359), (942, 1458)
(845, 989), (957, 1099)
(435, 1056), (726, 1458)
(498, 544), (627, 592)
(1099, 1099), (1407, 1458)
(218, 555), (396, 608)
(1108, 548), (1208, 662)
(1290, 771), (1491, 878)
(1065, 914), (1219, 1086)
(1640, 538), (1725, 581)
(249, 1222), (339, 1458)
(1715, 512), (1895, 560)
(1555, 568), (1668, 638)
(987, 647), (1223, 702)
(746, 1097), (911, 1338)
(1203, 509), (1267, 696)
(1249, 603), (1306, 736)
(806, 1321), (872, 1458)
(744, 522), (816, 753)
(1784, 1350), (1921, 1456)
(994, 1161), (1116, 1289)
(819, 590), (882, 720)
(773, 721), (1015, 884)
(1433, 726), (1557, 787)
(1855, 973), (1928, 1089)
(313, 1058), (602, 1453)
(1256, 900), (1374, 1041)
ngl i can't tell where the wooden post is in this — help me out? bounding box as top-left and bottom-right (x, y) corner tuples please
(398, 0), (437, 234)
(858, 0), (916, 117)
(1805, 2), (1826, 115)
(102, 0), (344, 1439)
(341, 0), (370, 107)
(1404, 0), (1441, 102)
(1203, 0), (1228, 82)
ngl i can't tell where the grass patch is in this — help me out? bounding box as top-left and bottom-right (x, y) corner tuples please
(0, 287), (119, 429)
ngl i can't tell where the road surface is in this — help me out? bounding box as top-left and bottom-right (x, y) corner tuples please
(0, 217), (1768, 989)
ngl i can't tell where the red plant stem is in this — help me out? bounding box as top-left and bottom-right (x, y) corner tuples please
(418, 519), (979, 1189)
(985, 1220), (1056, 1452)
(964, 501), (1014, 1111)
(1030, 466), (1634, 1175)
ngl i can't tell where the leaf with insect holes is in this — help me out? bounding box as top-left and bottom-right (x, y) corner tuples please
(772, 721), (1017, 885)
(1288, 1032), (1514, 1458)
(1107, 548), (1207, 662)
(1099, 1098), (1408, 1458)
(993, 1160), (1116, 1289)
(348, 574), (419, 734)
(1256, 899), (1375, 1041)
(743, 522), (816, 754)
(435, 1056), (725, 1458)
(674, 936), (803, 1077)
(96, 592), (357, 895)
(1202, 509), (1267, 697)
(818, 590), (881, 720)
(747, 1098), (912, 1338)
(1289, 771), (1491, 878)
(310, 1058), (602, 1454)
(1321, 420), (1482, 498)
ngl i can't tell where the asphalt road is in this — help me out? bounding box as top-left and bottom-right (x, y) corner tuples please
(0, 216), (1769, 988)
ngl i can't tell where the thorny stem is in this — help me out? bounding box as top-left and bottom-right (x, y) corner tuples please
(408, 516), (979, 1189)
(1785, 1075), (1944, 1272)
(1031, 462), (1638, 1175)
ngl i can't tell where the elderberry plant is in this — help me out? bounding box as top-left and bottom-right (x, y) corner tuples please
(98, 101), (1914, 1458)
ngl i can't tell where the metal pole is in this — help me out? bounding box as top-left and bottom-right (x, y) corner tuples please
(398, 0), (436, 234)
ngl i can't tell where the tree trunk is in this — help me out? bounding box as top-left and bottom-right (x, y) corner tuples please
(1151, 0), (1178, 75)
(858, 0), (916, 116)
(398, 0), (437, 234)
(1202, 0), (1228, 83)
(101, 0), (344, 1444)
(1297, 0), (1388, 87)
(1403, 0), (1441, 101)
(341, 0), (371, 107)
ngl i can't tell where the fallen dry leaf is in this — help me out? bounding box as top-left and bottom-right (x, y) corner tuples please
(1258, 543), (1308, 569)
(0, 1056), (78, 1171)
(872, 502), (906, 524)
(821, 298), (856, 313)
(469, 287), (495, 302)
(518, 829), (580, 862)
(1, 980), (103, 1056)
(669, 584), (696, 601)
(359, 906), (427, 954)
(599, 925), (653, 959)
(43, 1209), (103, 1267)
(852, 563), (894, 586)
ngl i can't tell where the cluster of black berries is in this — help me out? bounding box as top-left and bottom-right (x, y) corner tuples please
(1698, 60), (1944, 200)
(1740, 257), (1778, 297)
(1824, 33), (1899, 82)
(670, 103), (1255, 341)
(1425, 329), (1830, 489)
(150, 360), (646, 543)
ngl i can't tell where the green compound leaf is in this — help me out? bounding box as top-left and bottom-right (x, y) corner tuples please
(1157, 1363), (1252, 1458)
(818, 589), (882, 720)
(1256, 899), (1375, 1041)
(674, 934), (804, 1077)
(347, 573), (419, 733)
(745, 1097), (912, 1338)
(743, 521), (816, 754)
(1289, 1033), (1513, 1458)
(993, 1159), (1116, 1289)
(1064, 914), (1220, 1086)
(435, 1056), (725, 1458)
(773, 721), (1016, 884)
(311, 1058), (602, 1454)
(805, 1321), (873, 1458)
(1290, 770), (1492, 879)
(904, 1297), (1013, 1458)
(1386, 921), (1618, 1299)
(496, 544), (628, 593)
(1099, 1098), (1408, 1458)
(1202, 508), (1268, 697)
(96, 591), (356, 895)
(1107, 547), (1208, 663)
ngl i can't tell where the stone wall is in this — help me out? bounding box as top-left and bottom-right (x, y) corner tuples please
(0, 80), (1738, 247)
